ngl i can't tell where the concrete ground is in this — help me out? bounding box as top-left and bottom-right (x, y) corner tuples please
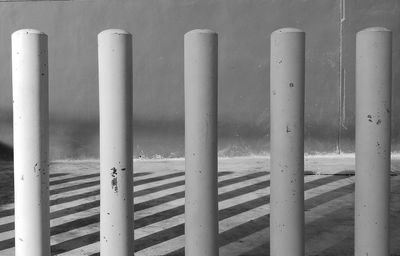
(0, 155), (400, 255)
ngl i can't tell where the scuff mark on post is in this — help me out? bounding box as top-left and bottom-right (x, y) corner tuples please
(111, 167), (118, 193)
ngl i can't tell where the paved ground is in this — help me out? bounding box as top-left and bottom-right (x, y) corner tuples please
(0, 156), (400, 255)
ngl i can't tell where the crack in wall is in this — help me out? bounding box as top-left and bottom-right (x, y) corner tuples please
(338, 0), (346, 154)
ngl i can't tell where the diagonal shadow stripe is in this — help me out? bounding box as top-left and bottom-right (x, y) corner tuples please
(0, 171), (236, 248)
(217, 172), (266, 187)
(135, 172), (266, 211)
(164, 176), (354, 255)
(135, 172), (267, 229)
(306, 206), (354, 256)
(134, 172), (183, 186)
(0, 173), (187, 233)
(133, 182), (270, 252)
(49, 171), (180, 207)
(51, 215), (100, 236)
(217, 175), (350, 221)
(222, 183), (355, 247)
(134, 172), (153, 178)
(238, 208), (353, 255)
(51, 172), (257, 236)
(135, 180), (184, 197)
(134, 175), (351, 253)
(51, 231), (100, 255)
(146, 176), (400, 256)
(0, 213), (100, 254)
(237, 242), (269, 256)
(52, 171), (161, 196)
(49, 173), (71, 178)
(218, 180), (269, 202)
(133, 171), (231, 198)
(148, 174), (350, 230)
(58, 171), (232, 221)
(50, 189), (100, 206)
(0, 189), (102, 220)
(0, 209), (13, 219)
(313, 179), (400, 256)
(5, 173), (352, 254)
(134, 224), (184, 252)
(0, 173), (98, 213)
(0, 179), (184, 233)
(304, 183), (354, 210)
(135, 205), (184, 230)
(0, 176), (102, 230)
(219, 215), (269, 248)
(49, 170), (151, 187)
(163, 250), (185, 256)
(215, 183), (355, 256)
(0, 173), (336, 245)
(50, 181), (101, 195)
(319, 235), (353, 256)
(0, 199), (101, 233)
(49, 173), (99, 186)
(1, 172), (101, 204)
(0, 238), (13, 251)
(135, 191), (184, 212)
(50, 172), (266, 253)
(0, 172), (71, 214)
(0, 171), (183, 218)
(50, 201), (100, 219)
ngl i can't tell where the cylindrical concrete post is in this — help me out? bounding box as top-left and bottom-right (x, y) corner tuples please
(98, 29), (133, 255)
(355, 27), (392, 256)
(270, 28), (305, 256)
(12, 29), (50, 256)
(184, 29), (218, 256)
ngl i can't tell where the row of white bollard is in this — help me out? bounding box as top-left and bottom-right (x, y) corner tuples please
(11, 26), (392, 256)
(184, 29), (219, 256)
(270, 28), (305, 256)
(98, 30), (134, 255)
(12, 29), (50, 256)
(355, 27), (392, 256)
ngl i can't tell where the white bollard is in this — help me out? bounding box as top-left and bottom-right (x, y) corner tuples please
(355, 27), (392, 256)
(270, 28), (305, 256)
(98, 29), (134, 255)
(12, 29), (50, 256)
(184, 29), (218, 256)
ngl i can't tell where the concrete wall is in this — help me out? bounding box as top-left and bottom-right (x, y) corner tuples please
(340, 0), (400, 152)
(0, 0), (397, 159)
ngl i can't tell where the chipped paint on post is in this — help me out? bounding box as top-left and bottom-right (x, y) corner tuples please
(110, 167), (118, 193)
(355, 27), (392, 256)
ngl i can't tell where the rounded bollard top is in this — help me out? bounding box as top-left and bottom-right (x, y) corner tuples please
(98, 29), (131, 38)
(357, 27), (391, 35)
(272, 27), (304, 34)
(185, 29), (217, 37)
(12, 29), (47, 38)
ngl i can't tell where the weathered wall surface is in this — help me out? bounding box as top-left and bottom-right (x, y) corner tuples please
(340, 0), (400, 153)
(0, 0), (396, 159)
